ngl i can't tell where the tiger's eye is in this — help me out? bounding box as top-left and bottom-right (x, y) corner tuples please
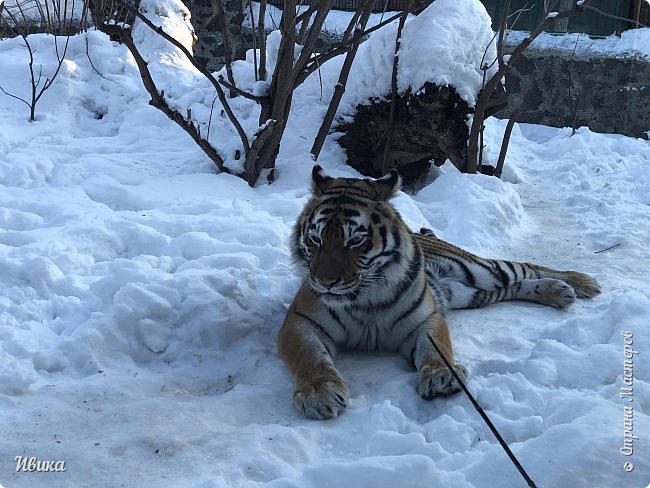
(347, 235), (366, 248)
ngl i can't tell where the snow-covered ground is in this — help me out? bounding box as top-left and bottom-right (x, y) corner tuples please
(1, 0), (649, 487)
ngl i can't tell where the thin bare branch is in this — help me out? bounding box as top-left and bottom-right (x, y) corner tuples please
(243, 118), (276, 182)
(585, 4), (648, 28)
(295, 1), (316, 33)
(494, 108), (520, 178)
(382, 2), (412, 175)
(207, 95), (217, 140)
(15, 0), (30, 31)
(81, 0), (90, 31)
(218, 75), (267, 102)
(633, 0), (643, 28)
(257, 0), (267, 81)
(379, 0), (390, 22)
(594, 243), (621, 254)
(339, 0), (366, 45)
(34, 0), (47, 31)
(496, 0), (511, 69)
(467, 0), (594, 173)
(33, 34), (70, 106)
(0, 1), (73, 121)
(44, 0), (54, 33)
(292, 0), (334, 79)
(96, 23), (228, 173)
(215, 0), (236, 94)
(507, 2), (535, 36)
(508, 0), (591, 65)
(85, 33), (110, 80)
(63, 0), (69, 33)
(247, 0), (258, 82)
(122, 2), (251, 155)
(567, 33), (581, 134)
(480, 30), (500, 73)
(296, 2), (316, 43)
(244, 0), (299, 184)
(311, 0), (376, 160)
(298, 11), (404, 86)
(0, 85), (32, 108)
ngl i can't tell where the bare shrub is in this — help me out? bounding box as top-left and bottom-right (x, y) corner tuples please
(0, 0), (84, 120)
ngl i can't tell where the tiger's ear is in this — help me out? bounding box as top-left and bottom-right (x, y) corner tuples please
(373, 169), (402, 200)
(311, 165), (332, 196)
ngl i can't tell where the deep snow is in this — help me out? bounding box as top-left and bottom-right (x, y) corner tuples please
(1, 0), (649, 487)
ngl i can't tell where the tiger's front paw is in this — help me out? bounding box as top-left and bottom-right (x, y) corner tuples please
(293, 374), (349, 420)
(538, 278), (577, 308)
(418, 363), (468, 400)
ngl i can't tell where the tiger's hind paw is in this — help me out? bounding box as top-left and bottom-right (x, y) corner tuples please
(563, 272), (601, 299)
(418, 363), (468, 400)
(293, 375), (349, 420)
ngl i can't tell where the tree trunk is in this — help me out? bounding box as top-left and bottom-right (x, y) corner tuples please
(243, 0), (296, 185)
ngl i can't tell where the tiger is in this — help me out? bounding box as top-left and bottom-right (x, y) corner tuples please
(278, 166), (600, 419)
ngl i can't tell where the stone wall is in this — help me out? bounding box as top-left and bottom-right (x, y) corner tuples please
(498, 46), (650, 139)
(182, 0), (248, 72)
(181, 0), (367, 72)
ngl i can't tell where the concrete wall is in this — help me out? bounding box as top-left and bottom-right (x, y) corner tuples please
(498, 46), (650, 139)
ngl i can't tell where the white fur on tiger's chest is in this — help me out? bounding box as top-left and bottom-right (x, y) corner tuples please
(312, 282), (436, 353)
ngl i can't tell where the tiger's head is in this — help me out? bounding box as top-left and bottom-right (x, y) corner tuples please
(292, 166), (416, 306)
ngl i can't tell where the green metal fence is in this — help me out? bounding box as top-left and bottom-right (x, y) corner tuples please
(266, 1), (648, 36)
(480, 0), (641, 36)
